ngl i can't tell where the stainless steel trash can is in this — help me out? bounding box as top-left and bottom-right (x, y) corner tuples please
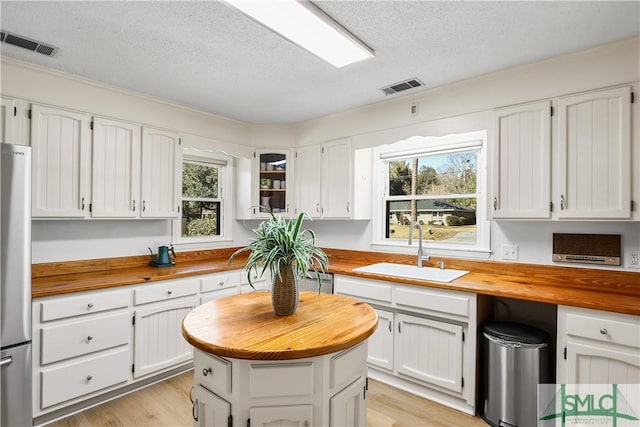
(482, 322), (550, 427)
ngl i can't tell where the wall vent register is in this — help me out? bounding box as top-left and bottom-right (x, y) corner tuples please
(552, 233), (621, 266)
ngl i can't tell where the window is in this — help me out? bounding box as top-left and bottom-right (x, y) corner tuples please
(173, 151), (231, 246)
(374, 131), (488, 255)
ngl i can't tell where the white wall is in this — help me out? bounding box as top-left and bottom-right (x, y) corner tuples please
(3, 37), (640, 267)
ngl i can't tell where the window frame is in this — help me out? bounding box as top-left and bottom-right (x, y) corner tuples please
(371, 131), (490, 258)
(172, 150), (233, 248)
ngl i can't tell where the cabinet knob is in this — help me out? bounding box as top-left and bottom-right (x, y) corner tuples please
(87, 303), (94, 309)
(600, 328), (608, 335)
(167, 290), (173, 296)
(202, 367), (212, 377)
(86, 375), (93, 382)
(87, 336), (93, 342)
(219, 281), (224, 287)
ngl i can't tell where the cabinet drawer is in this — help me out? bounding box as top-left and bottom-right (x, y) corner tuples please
(330, 342), (366, 392)
(41, 312), (130, 364)
(240, 269), (268, 286)
(395, 286), (470, 318)
(200, 287), (238, 305)
(201, 272), (241, 293)
(335, 277), (392, 303)
(40, 348), (130, 409)
(134, 279), (199, 305)
(194, 350), (232, 396)
(250, 362), (314, 398)
(566, 310), (640, 349)
(40, 290), (130, 322)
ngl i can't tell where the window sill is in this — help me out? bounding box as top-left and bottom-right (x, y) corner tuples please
(171, 239), (235, 251)
(370, 241), (492, 260)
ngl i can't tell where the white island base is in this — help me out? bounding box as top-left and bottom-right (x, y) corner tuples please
(191, 342), (368, 427)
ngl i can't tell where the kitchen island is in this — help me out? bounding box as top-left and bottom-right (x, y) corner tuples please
(181, 291), (378, 426)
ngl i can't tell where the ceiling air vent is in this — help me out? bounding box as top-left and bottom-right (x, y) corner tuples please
(0, 30), (57, 57)
(380, 78), (424, 96)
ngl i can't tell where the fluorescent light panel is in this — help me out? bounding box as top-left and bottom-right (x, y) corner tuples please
(226, 0), (374, 68)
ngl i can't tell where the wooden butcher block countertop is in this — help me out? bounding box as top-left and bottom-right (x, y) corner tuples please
(32, 248), (640, 316)
(182, 291), (378, 360)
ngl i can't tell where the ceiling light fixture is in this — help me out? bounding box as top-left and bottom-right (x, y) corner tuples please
(225, 0), (374, 68)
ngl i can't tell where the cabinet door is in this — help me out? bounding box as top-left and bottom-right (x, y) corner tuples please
(0, 97), (20, 144)
(557, 86), (632, 219)
(329, 376), (366, 427)
(322, 138), (352, 218)
(492, 101), (551, 218)
(31, 104), (91, 218)
(255, 149), (292, 218)
(367, 309), (394, 371)
(295, 145), (321, 218)
(91, 118), (141, 218)
(140, 127), (181, 218)
(395, 313), (463, 394)
(249, 405), (313, 427)
(566, 340), (640, 384)
(133, 298), (196, 378)
(193, 385), (231, 427)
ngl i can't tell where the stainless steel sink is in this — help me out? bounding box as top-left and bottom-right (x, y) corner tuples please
(352, 262), (469, 283)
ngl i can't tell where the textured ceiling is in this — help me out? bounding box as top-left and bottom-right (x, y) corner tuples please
(1, 1), (638, 124)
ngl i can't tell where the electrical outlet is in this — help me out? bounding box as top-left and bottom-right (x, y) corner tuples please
(626, 249), (640, 269)
(502, 244), (519, 261)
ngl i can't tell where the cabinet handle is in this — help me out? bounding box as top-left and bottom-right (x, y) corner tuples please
(0, 356), (12, 367)
(388, 321), (392, 333)
(286, 204), (289, 213)
(86, 375), (93, 382)
(142, 200), (146, 212)
(346, 202), (350, 213)
(167, 290), (173, 296)
(81, 197), (85, 211)
(87, 303), (94, 309)
(316, 203), (320, 213)
(493, 197), (497, 211)
(132, 200), (136, 212)
(192, 398), (199, 422)
(600, 328), (608, 335)
(87, 336), (93, 342)
(202, 367), (212, 376)
(398, 322), (402, 334)
(560, 195), (565, 210)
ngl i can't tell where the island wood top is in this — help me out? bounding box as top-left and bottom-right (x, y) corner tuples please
(182, 291), (378, 360)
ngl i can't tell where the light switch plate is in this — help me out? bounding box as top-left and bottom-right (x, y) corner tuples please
(502, 244), (519, 260)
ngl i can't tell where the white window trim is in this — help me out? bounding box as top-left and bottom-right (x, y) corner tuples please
(172, 148), (233, 249)
(371, 130), (491, 259)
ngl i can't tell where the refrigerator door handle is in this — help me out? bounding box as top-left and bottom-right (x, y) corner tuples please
(0, 356), (12, 367)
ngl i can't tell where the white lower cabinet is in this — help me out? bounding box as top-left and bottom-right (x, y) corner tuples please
(32, 270), (254, 423)
(557, 306), (640, 384)
(191, 342), (368, 427)
(334, 275), (477, 415)
(395, 314), (463, 394)
(192, 385), (232, 427)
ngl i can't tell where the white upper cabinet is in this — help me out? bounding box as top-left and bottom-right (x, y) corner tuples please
(0, 97), (27, 145)
(557, 86), (632, 219)
(322, 137), (352, 218)
(140, 127), (182, 218)
(295, 145), (322, 218)
(91, 118), (141, 218)
(31, 104), (92, 218)
(491, 101), (551, 219)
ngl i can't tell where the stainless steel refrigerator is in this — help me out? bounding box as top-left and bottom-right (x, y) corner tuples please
(1, 143), (32, 426)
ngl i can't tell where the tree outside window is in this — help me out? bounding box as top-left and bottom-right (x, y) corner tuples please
(181, 161), (222, 238)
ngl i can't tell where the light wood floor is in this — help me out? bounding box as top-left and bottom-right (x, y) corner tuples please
(48, 371), (488, 427)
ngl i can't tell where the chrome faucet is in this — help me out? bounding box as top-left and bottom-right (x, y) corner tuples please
(408, 222), (429, 267)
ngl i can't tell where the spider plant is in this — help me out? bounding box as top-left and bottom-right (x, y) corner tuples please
(229, 211), (329, 290)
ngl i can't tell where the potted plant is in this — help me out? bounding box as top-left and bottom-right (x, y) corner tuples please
(229, 211), (329, 316)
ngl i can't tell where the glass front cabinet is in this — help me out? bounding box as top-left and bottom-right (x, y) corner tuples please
(254, 149), (293, 218)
